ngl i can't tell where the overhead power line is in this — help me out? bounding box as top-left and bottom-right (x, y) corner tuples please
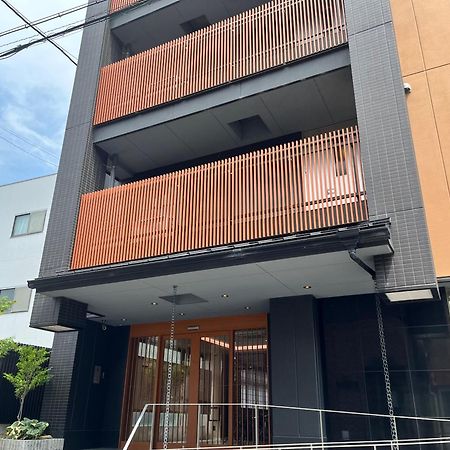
(0, 126), (59, 161)
(0, 0), (77, 65)
(0, 0), (108, 38)
(0, 0), (152, 61)
(0, 135), (58, 167)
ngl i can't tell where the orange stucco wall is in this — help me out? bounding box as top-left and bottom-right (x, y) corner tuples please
(390, 0), (450, 278)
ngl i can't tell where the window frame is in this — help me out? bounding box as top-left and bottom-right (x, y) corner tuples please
(11, 209), (47, 238)
(0, 288), (16, 314)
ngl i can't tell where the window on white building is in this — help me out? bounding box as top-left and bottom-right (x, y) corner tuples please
(0, 287), (31, 313)
(11, 210), (46, 237)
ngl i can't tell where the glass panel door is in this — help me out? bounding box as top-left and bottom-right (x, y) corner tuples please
(157, 338), (191, 446)
(233, 329), (270, 446)
(125, 336), (159, 442)
(198, 335), (231, 446)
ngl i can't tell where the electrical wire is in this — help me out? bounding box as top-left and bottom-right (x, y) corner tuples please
(0, 0), (77, 65)
(0, 0), (151, 60)
(0, 135), (58, 167)
(0, 0), (109, 38)
(0, 126), (59, 161)
(0, 17), (86, 49)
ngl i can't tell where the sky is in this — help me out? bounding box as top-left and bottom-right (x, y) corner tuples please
(0, 1), (87, 185)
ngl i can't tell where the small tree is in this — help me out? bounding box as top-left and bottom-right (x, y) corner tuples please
(0, 340), (52, 420)
(0, 295), (14, 314)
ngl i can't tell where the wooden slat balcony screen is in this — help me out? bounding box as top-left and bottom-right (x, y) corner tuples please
(110, 0), (137, 13)
(71, 127), (368, 270)
(95, 0), (347, 125)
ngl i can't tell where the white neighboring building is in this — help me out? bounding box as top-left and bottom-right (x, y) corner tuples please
(0, 174), (56, 348)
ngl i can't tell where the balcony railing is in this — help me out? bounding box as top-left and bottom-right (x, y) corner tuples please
(110, 0), (137, 13)
(71, 127), (367, 269)
(94, 0), (347, 125)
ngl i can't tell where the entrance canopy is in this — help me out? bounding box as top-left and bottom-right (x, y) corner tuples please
(34, 245), (390, 326)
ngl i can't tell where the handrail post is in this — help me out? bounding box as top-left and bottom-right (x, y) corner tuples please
(149, 404), (156, 450)
(124, 403), (149, 450)
(319, 410), (324, 450)
(196, 403), (201, 449)
(255, 404), (259, 448)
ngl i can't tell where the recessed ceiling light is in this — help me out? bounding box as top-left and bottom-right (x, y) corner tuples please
(303, 285), (312, 290)
(121, 318), (127, 322)
(221, 293), (230, 298)
(179, 312), (186, 316)
(150, 302), (158, 306)
(244, 306), (251, 310)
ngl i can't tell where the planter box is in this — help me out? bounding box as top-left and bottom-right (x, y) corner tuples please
(0, 439), (64, 450)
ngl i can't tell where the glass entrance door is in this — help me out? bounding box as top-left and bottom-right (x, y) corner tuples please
(156, 337), (192, 448)
(121, 316), (269, 450)
(198, 335), (231, 446)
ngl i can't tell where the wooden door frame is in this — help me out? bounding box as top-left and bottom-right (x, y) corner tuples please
(119, 314), (268, 450)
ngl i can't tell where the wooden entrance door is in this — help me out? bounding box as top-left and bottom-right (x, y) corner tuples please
(120, 314), (269, 450)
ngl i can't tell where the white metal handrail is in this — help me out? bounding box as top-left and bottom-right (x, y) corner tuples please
(123, 402), (450, 450)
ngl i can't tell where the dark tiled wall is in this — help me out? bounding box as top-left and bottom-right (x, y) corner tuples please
(38, 0), (110, 279)
(40, 323), (129, 450)
(30, 2), (129, 444)
(320, 294), (450, 442)
(30, 296), (87, 330)
(40, 332), (79, 437)
(343, 0), (436, 292)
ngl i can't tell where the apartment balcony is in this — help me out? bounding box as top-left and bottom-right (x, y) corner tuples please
(71, 127), (368, 270)
(95, 0), (347, 126)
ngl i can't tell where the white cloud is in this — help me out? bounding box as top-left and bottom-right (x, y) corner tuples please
(0, 0), (88, 184)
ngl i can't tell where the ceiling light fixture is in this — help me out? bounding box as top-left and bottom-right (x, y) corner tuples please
(150, 302), (158, 306)
(244, 306), (251, 310)
(221, 293), (230, 298)
(303, 285), (312, 290)
(179, 312), (186, 316)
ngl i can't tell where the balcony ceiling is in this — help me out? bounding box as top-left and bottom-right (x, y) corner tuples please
(94, 56), (356, 179)
(112, 0), (276, 53)
(42, 249), (383, 326)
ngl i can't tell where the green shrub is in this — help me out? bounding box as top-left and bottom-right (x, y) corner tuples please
(4, 418), (50, 440)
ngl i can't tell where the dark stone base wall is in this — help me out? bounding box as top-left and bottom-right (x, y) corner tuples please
(320, 293), (450, 442)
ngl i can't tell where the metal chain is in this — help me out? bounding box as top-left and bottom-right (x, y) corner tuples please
(375, 295), (399, 450)
(162, 285), (177, 450)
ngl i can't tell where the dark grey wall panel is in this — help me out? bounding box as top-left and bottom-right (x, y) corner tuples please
(343, 0), (436, 292)
(39, 0), (109, 279)
(269, 295), (324, 443)
(40, 332), (79, 437)
(32, 0), (115, 443)
(40, 324), (130, 450)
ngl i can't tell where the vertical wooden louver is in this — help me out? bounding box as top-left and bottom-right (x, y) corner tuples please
(71, 127), (368, 270)
(95, 0), (347, 125)
(110, 0), (137, 13)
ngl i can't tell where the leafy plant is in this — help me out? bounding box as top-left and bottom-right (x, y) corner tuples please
(0, 340), (52, 420)
(0, 296), (14, 314)
(4, 418), (49, 440)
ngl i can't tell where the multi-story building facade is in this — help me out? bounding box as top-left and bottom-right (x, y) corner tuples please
(28, 1), (450, 449)
(0, 174), (56, 425)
